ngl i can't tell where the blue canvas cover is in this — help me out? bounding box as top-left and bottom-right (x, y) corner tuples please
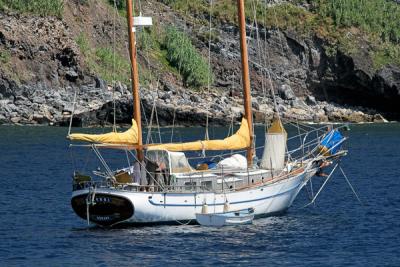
(320, 130), (344, 155)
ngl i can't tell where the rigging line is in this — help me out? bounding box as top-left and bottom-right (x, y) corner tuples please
(69, 148), (77, 173)
(286, 121), (317, 134)
(310, 177), (315, 206)
(251, 0), (266, 98)
(112, 0), (117, 132)
(248, 0), (275, 122)
(205, 0), (213, 141)
(296, 118), (304, 158)
(246, 6), (259, 134)
(139, 4), (156, 114)
(286, 139), (320, 155)
(227, 113), (234, 138)
(284, 118), (327, 131)
(262, 1), (279, 117)
(314, 137), (347, 159)
(82, 145), (93, 173)
(271, 1), (285, 56)
(125, 149), (131, 169)
(92, 145), (114, 178)
(140, 96), (150, 129)
(252, 0), (273, 125)
(68, 88), (78, 136)
(137, 0), (142, 16)
(339, 165), (363, 205)
(144, 80), (161, 145)
(285, 123), (328, 141)
(145, 90), (157, 145)
(153, 79), (163, 144)
(302, 163), (339, 208)
(170, 106), (177, 143)
(132, 4), (153, 131)
(154, 96), (162, 144)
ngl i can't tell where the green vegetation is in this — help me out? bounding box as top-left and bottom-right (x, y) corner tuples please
(0, 49), (21, 83)
(0, 0), (64, 17)
(164, 26), (212, 88)
(76, 32), (90, 55)
(262, 4), (319, 34)
(105, 0), (127, 17)
(160, 0), (316, 30)
(161, 0), (400, 69)
(0, 50), (11, 64)
(134, 23), (211, 88)
(95, 47), (131, 83)
(108, 0), (126, 10)
(314, 0), (400, 69)
(76, 32), (131, 84)
(316, 0), (400, 44)
(135, 27), (179, 84)
(161, 0), (207, 17)
(372, 43), (400, 69)
(137, 28), (158, 52)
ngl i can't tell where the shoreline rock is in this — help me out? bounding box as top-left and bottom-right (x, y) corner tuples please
(0, 78), (391, 127)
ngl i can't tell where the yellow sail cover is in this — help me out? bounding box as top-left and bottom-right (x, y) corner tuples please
(148, 118), (250, 151)
(68, 119), (139, 145)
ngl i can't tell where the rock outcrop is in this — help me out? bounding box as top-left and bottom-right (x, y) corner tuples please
(0, 1), (398, 127)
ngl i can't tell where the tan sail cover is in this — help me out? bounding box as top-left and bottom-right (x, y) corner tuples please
(148, 118), (250, 152)
(260, 118), (287, 170)
(68, 119), (139, 145)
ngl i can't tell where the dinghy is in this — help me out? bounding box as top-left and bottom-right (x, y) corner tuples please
(196, 208), (255, 227)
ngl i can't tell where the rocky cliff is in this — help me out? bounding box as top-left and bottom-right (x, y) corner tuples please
(0, 0), (398, 127)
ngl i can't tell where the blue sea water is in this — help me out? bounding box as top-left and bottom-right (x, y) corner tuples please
(0, 123), (399, 266)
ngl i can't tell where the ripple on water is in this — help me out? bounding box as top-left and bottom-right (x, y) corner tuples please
(0, 124), (399, 266)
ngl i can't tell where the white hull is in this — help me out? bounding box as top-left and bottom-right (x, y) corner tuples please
(72, 168), (312, 225)
(195, 209), (254, 226)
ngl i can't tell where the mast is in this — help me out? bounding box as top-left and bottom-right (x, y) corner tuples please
(237, 0), (254, 166)
(126, 0), (143, 161)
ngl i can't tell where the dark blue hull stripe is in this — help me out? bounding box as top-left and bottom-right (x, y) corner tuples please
(148, 183), (301, 207)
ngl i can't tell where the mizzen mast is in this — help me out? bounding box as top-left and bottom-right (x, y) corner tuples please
(237, 0), (254, 166)
(126, 0), (143, 161)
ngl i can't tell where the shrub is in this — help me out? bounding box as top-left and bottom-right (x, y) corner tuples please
(95, 47), (131, 83)
(137, 28), (157, 52)
(0, 50), (11, 64)
(164, 26), (212, 88)
(76, 32), (90, 56)
(76, 31), (131, 84)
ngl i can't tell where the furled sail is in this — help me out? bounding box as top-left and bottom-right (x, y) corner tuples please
(318, 129), (345, 156)
(68, 119), (139, 145)
(260, 118), (287, 170)
(148, 118), (250, 152)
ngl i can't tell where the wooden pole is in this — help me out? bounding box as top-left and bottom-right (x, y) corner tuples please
(126, 0), (143, 161)
(237, 0), (254, 166)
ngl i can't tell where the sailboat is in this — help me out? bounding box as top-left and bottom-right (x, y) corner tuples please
(67, 0), (348, 226)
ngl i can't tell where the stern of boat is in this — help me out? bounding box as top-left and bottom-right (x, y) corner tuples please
(71, 190), (134, 226)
